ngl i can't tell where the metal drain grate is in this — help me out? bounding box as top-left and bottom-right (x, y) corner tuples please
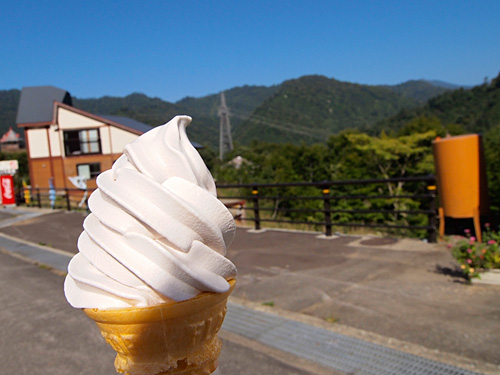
(223, 302), (483, 375)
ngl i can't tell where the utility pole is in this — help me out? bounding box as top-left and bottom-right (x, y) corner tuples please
(218, 91), (233, 160)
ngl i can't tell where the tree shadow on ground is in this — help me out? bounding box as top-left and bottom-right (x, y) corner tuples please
(434, 264), (469, 284)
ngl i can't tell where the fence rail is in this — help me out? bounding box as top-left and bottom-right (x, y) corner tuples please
(217, 175), (438, 242)
(15, 187), (93, 212)
(15, 175), (438, 242)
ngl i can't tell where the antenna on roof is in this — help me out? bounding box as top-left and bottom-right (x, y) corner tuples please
(218, 92), (233, 160)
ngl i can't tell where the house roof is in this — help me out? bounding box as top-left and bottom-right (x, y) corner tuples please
(98, 115), (152, 134)
(99, 114), (202, 148)
(16, 86), (72, 125)
(0, 127), (21, 143)
(16, 86), (203, 148)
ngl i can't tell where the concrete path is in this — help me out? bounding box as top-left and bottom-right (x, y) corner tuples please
(0, 207), (499, 374)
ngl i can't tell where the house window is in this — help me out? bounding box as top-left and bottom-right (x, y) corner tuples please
(77, 163), (101, 180)
(64, 129), (101, 156)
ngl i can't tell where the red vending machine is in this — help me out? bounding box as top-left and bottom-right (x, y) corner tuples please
(1, 174), (16, 205)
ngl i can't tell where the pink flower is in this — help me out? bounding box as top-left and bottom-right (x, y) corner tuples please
(447, 244), (452, 249)
(467, 248), (472, 253)
(469, 237), (476, 244)
(485, 222), (491, 228)
(488, 240), (496, 245)
(464, 229), (471, 234)
(467, 259), (472, 264)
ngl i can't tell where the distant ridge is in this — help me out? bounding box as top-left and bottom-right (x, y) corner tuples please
(0, 76), (464, 148)
(425, 80), (472, 90)
(383, 80), (450, 104)
(234, 75), (451, 145)
(372, 71), (500, 135)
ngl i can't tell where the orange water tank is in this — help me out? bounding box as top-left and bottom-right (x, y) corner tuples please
(432, 134), (489, 241)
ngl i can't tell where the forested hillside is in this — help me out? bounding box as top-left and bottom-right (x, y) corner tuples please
(0, 89), (21, 134)
(0, 76), (447, 147)
(175, 85), (280, 147)
(211, 72), (500, 226)
(233, 75), (448, 145)
(75, 85), (279, 148)
(372, 72), (500, 135)
(3, 73), (500, 233)
(383, 80), (450, 103)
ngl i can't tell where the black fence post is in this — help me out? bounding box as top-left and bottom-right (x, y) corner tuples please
(85, 193), (90, 213)
(322, 186), (332, 236)
(216, 176), (438, 238)
(252, 187), (261, 231)
(426, 184), (437, 243)
(36, 188), (41, 208)
(65, 189), (71, 211)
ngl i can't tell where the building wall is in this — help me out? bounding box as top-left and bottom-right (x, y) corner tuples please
(62, 153), (119, 190)
(26, 106), (142, 190)
(48, 125), (62, 157)
(29, 157), (64, 189)
(30, 153), (123, 189)
(26, 128), (50, 158)
(110, 126), (139, 154)
(0, 142), (23, 151)
(58, 107), (105, 129)
(56, 107), (140, 155)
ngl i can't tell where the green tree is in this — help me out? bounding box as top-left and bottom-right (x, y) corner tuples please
(0, 150), (29, 188)
(397, 116), (444, 136)
(397, 116), (466, 137)
(346, 131), (436, 181)
(344, 131), (436, 224)
(483, 125), (500, 211)
(326, 129), (373, 180)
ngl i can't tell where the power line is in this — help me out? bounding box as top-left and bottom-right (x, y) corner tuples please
(229, 108), (329, 140)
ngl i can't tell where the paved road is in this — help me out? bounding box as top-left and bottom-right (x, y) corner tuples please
(1, 207), (499, 374)
(0, 209), (326, 375)
(0, 251), (324, 375)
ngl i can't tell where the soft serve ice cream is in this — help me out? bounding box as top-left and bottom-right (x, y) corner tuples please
(64, 115), (237, 310)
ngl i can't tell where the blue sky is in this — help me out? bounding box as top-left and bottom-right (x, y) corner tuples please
(2, 1), (499, 102)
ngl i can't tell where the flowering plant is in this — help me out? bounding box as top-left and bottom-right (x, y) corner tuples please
(451, 224), (500, 279)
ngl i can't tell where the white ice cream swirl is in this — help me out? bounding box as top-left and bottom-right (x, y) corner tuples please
(64, 116), (237, 309)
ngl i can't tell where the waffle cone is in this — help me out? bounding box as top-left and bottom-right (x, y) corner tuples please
(83, 279), (235, 375)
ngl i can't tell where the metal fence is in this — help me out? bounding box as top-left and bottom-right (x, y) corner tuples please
(15, 187), (93, 212)
(217, 175), (438, 242)
(15, 175), (438, 242)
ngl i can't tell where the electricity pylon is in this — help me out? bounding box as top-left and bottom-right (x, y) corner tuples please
(218, 91), (233, 160)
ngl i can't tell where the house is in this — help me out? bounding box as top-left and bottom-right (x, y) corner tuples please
(0, 127), (24, 151)
(16, 86), (152, 190)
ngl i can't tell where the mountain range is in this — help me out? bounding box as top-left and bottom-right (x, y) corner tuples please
(372, 74), (500, 135)
(233, 76), (453, 145)
(0, 76), (474, 149)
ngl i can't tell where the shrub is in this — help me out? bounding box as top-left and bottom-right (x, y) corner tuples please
(451, 224), (500, 279)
